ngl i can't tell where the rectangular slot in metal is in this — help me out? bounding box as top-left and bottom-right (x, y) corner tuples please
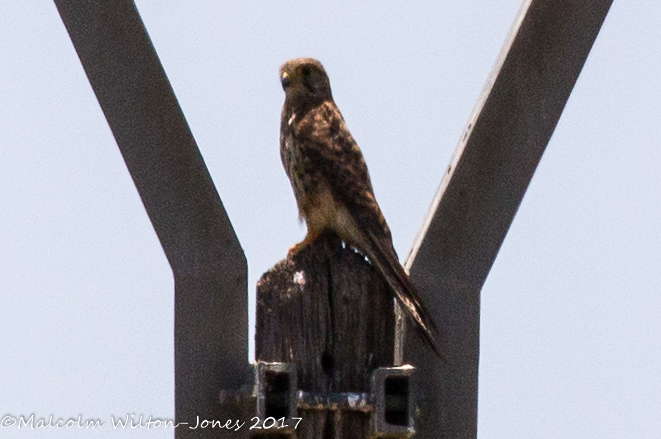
(264, 370), (290, 420)
(384, 376), (409, 426)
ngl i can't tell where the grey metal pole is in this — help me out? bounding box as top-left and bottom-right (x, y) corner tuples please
(53, 1), (249, 437)
(403, 0), (613, 437)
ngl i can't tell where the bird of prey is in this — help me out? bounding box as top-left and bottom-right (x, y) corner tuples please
(279, 57), (441, 357)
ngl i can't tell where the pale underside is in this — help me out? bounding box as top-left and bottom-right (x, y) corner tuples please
(297, 176), (369, 253)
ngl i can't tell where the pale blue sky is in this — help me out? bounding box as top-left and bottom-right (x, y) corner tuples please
(1, 1), (659, 438)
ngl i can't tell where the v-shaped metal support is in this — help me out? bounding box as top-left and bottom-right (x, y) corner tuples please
(54, 0), (613, 438)
(402, 0), (613, 437)
(54, 1), (249, 437)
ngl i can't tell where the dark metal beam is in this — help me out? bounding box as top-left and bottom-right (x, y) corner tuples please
(403, 0), (613, 437)
(53, 1), (248, 437)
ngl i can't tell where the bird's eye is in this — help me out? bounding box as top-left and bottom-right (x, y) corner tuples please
(300, 66), (311, 77)
(281, 73), (291, 89)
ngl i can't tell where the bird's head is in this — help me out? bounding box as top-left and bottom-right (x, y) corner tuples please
(279, 58), (333, 107)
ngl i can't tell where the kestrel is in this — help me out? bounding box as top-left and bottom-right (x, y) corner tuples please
(279, 58), (441, 357)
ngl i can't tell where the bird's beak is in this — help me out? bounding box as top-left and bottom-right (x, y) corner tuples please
(281, 72), (291, 90)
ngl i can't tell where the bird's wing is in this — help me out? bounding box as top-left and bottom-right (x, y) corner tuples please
(297, 102), (392, 243)
(297, 101), (442, 357)
(360, 224), (442, 358)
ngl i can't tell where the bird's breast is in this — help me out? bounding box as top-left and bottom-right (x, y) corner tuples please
(301, 179), (338, 234)
(281, 130), (321, 218)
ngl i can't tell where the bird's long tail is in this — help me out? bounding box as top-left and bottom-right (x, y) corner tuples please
(357, 226), (443, 359)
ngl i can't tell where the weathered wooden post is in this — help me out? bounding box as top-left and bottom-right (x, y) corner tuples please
(256, 233), (397, 438)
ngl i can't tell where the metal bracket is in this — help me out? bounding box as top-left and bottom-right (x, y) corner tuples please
(371, 365), (415, 438)
(256, 362), (298, 429)
(221, 363), (415, 437)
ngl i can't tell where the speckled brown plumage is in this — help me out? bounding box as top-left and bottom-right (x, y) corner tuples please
(279, 57), (441, 357)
